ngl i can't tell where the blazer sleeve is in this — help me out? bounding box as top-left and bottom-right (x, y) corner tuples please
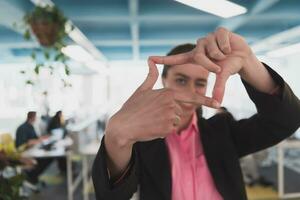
(92, 136), (139, 200)
(228, 63), (300, 158)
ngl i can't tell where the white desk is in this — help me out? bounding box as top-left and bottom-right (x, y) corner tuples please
(277, 140), (300, 199)
(22, 137), (80, 200)
(23, 137), (73, 158)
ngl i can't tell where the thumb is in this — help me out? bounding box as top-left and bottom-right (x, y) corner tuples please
(212, 72), (230, 104)
(137, 58), (159, 92)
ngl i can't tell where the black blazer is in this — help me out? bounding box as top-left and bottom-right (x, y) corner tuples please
(92, 65), (300, 200)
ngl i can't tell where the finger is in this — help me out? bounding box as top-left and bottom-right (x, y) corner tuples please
(175, 95), (220, 109)
(137, 58), (159, 92)
(216, 27), (231, 54)
(174, 103), (183, 116)
(212, 72), (230, 104)
(192, 39), (222, 73)
(149, 51), (193, 66)
(193, 52), (222, 73)
(205, 34), (226, 60)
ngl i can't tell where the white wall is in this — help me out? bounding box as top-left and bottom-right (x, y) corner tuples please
(0, 56), (299, 136)
(0, 63), (107, 135)
(106, 57), (300, 120)
(106, 60), (251, 118)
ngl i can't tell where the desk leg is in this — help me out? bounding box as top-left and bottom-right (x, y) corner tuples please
(278, 146), (284, 197)
(67, 152), (73, 200)
(83, 155), (89, 200)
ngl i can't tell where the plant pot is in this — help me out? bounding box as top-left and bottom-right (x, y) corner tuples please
(30, 21), (59, 47)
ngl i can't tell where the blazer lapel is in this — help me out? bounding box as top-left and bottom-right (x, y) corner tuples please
(139, 139), (172, 200)
(198, 117), (227, 198)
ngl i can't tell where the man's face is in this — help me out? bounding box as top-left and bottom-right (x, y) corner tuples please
(162, 63), (209, 118)
(31, 115), (37, 124)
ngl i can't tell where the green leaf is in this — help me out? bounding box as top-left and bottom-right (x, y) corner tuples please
(64, 65), (70, 75)
(44, 50), (50, 60)
(70, 24), (75, 32)
(12, 22), (17, 29)
(23, 29), (31, 41)
(62, 79), (71, 88)
(31, 51), (36, 60)
(9, 174), (25, 186)
(0, 173), (26, 200)
(54, 53), (63, 61)
(34, 64), (41, 75)
(26, 80), (34, 85)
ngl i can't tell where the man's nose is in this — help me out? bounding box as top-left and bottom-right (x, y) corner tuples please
(187, 83), (197, 94)
(179, 83), (197, 101)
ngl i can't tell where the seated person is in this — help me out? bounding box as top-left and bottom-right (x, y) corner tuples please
(15, 111), (65, 189)
(92, 28), (300, 200)
(46, 110), (67, 173)
(15, 111), (46, 149)
(47, 111), (66, 134)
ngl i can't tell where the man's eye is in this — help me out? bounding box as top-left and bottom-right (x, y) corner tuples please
(176, 78), (187, 85)
(196, 82), (206, 87)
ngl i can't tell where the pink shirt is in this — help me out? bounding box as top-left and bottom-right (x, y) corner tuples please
(165, 113), (223, 200)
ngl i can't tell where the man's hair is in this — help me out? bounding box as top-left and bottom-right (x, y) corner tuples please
(162, 43), (196, 78)
(27, 111), (36, 121)
(219, 107), (228, 113)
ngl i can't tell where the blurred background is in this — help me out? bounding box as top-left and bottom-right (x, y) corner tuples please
(0, 0), (300, 200)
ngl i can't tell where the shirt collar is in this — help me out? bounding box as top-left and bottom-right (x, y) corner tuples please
(176, 112), (199, 140)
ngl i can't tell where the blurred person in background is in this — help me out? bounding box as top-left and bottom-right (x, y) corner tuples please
(15, 111), (51, 191)
(46, 110), (67, 173)
(47, 110), (65, 133)
(15, 111), (48, 149)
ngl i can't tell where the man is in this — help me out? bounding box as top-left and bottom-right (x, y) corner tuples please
(16, 111), (45, 149)
(92, 28), (300, 200)
(16, 111), (52, 189)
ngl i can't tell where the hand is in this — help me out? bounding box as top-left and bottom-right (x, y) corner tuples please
(106, 59), (182, 147)
(150, 27), (254, 104)
(27, 139), (41, 147)
(40, 135), (50, 141)
(105, 59), (220, 147)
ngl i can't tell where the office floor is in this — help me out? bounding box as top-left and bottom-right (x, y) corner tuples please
(247, 164), (300, 200)
(246, 164), (300, 200)
(29, 162), (300, 200)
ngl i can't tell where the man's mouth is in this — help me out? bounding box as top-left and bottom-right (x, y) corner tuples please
(175, 100), (196, 111)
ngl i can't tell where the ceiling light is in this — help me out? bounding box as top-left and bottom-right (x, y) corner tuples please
(61, 45), (94, 62)
(174, 0), (247, 18)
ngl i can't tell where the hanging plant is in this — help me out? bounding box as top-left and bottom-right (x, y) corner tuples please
(24, 5), (68, 47)
(15, 5), (73, 86)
